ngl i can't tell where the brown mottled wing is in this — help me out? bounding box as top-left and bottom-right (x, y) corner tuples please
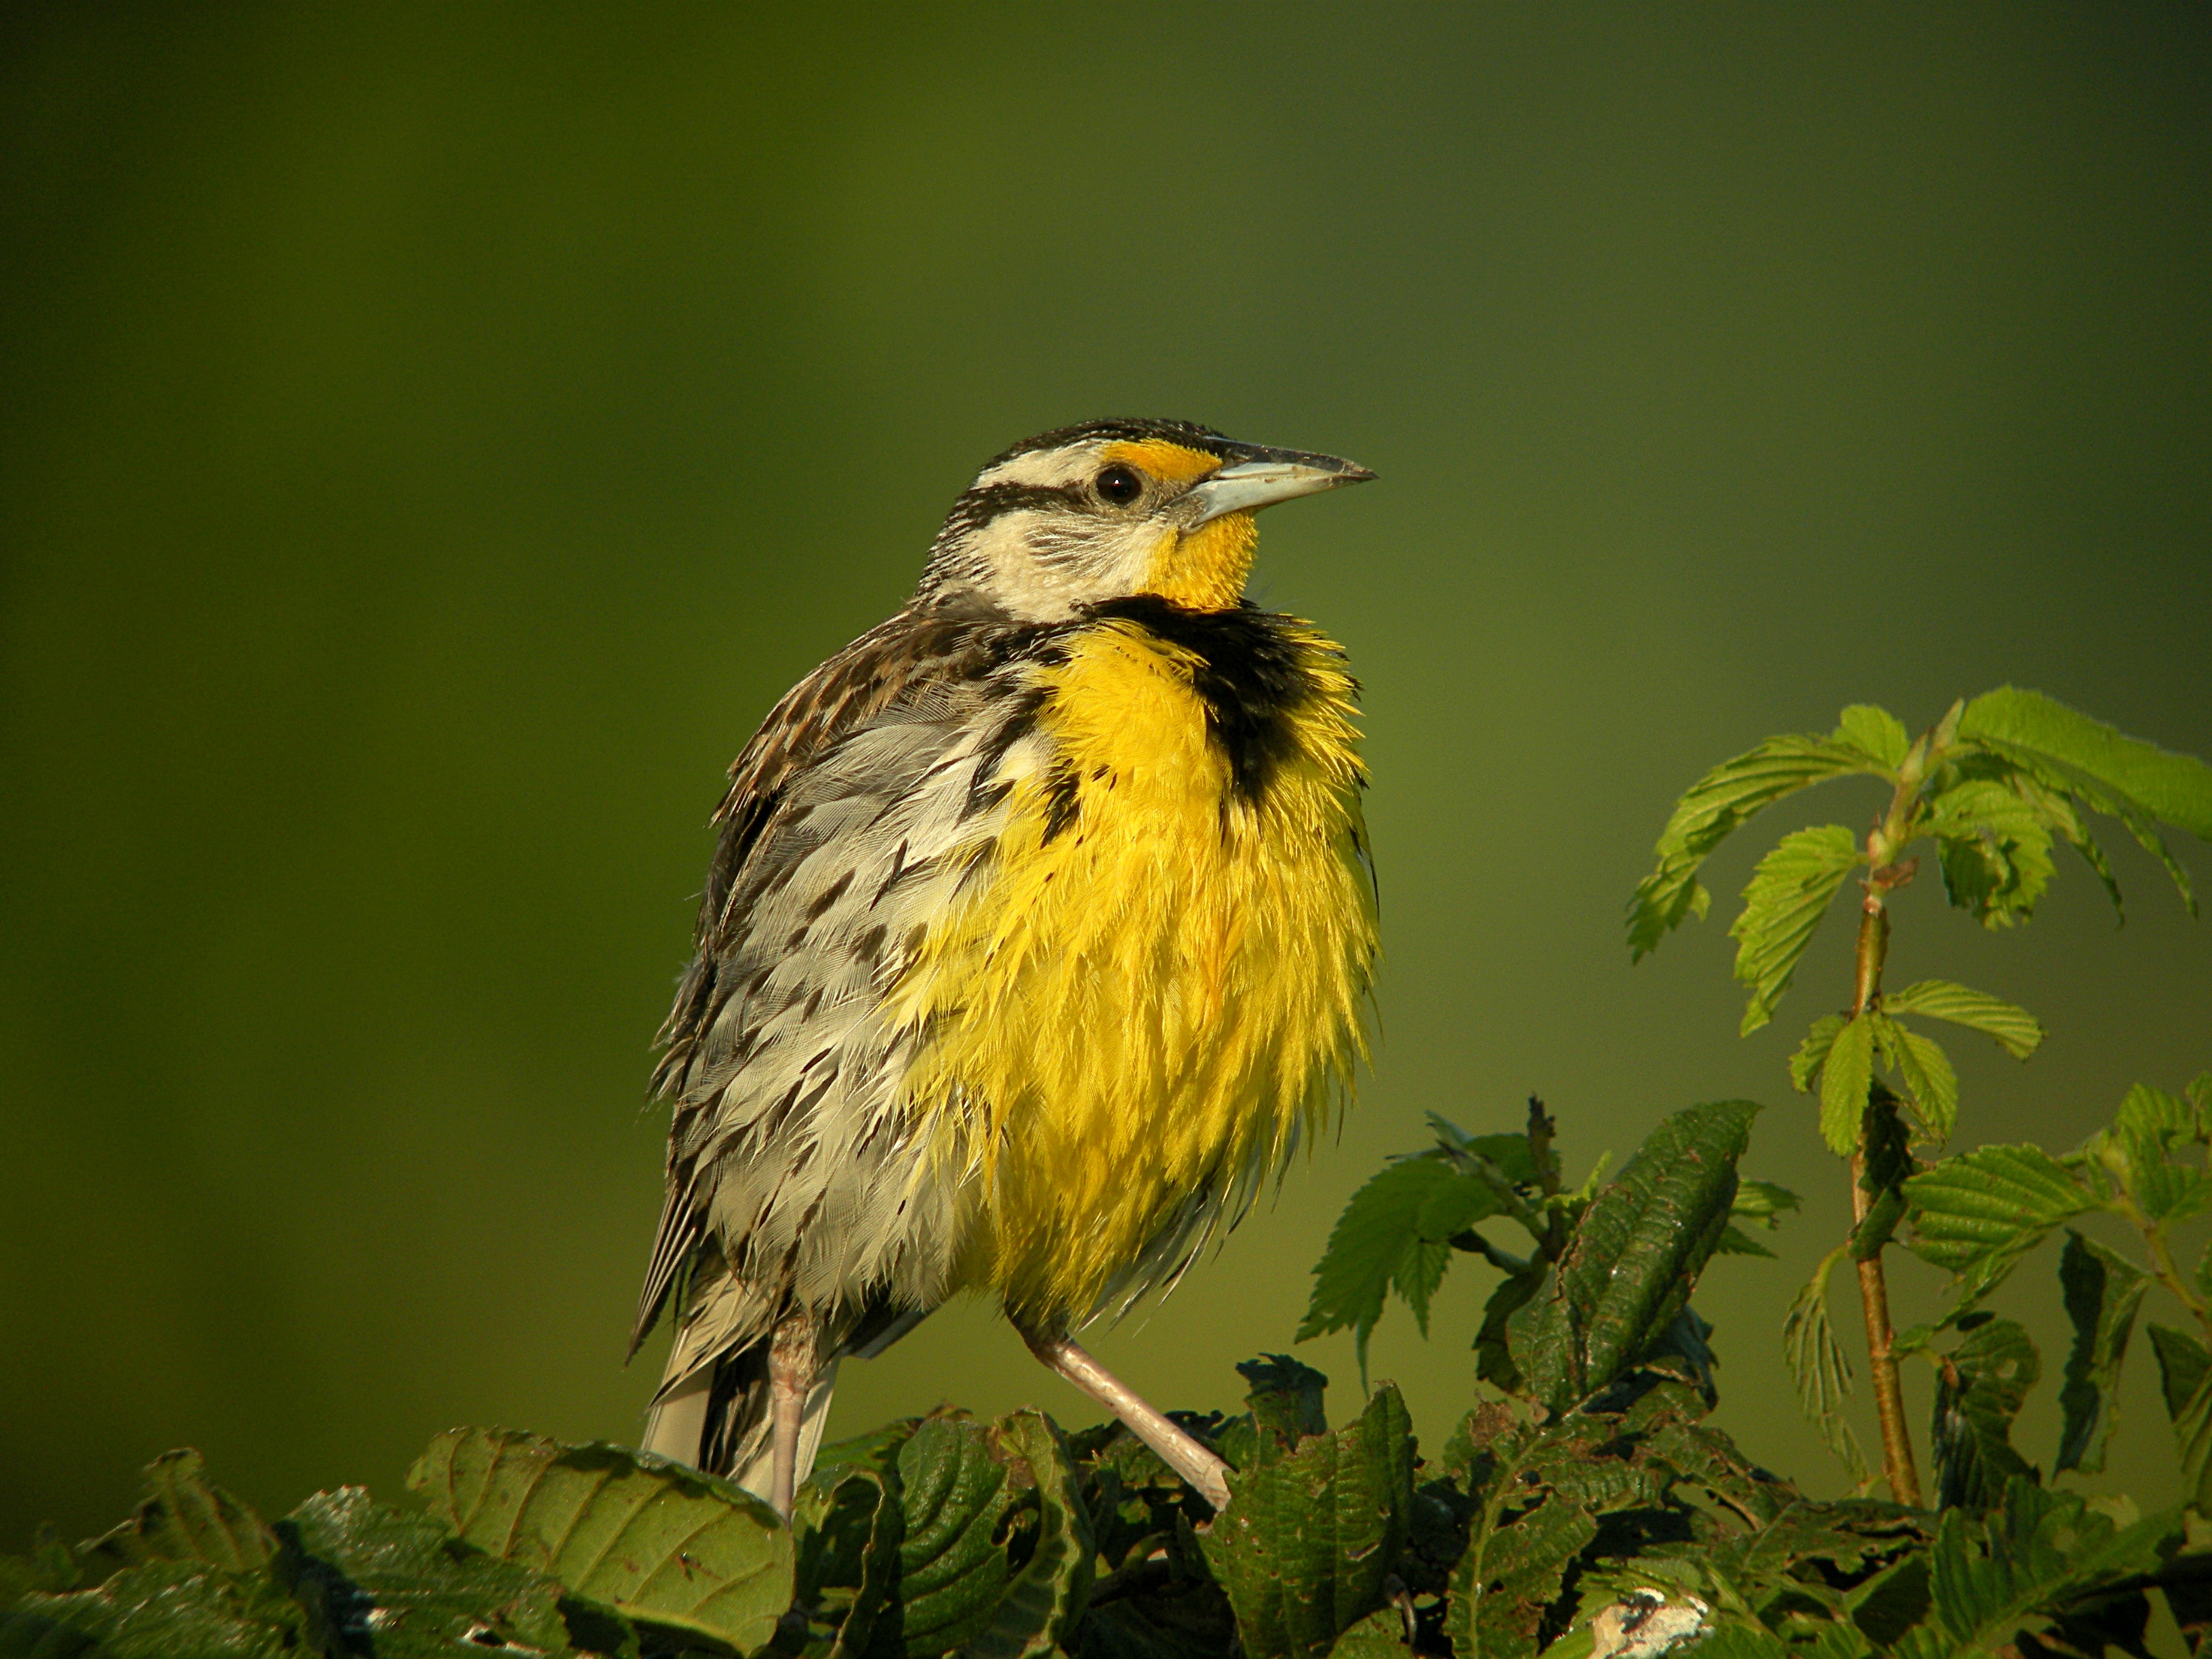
(632, 597), (1033, 1353)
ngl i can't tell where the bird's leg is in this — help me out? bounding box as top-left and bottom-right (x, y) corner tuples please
(766, 1314), (817, 1522)
(1018, 1324), (1231, 1511)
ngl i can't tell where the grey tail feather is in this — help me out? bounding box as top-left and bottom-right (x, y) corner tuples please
(639, 1303), (934, 1501)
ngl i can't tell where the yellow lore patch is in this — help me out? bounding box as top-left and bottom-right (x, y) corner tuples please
(1100, 438), (1224, 483)
(886, 613), (1375, 1325)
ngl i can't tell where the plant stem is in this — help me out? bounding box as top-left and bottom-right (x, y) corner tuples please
(2132, 1209), (2212, 1348)
(1848, 882), (1925, 1508)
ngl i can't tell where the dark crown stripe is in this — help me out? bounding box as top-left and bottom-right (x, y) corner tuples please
(983, 417), (1229, 470)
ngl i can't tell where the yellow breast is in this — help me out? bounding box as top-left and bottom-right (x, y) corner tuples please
(887, 609), (1376, 1324)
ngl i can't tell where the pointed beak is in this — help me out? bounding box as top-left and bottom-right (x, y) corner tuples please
(1183, 445), (1376, 527)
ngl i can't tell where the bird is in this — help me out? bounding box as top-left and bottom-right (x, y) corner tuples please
(631, 417), (1378, 1518)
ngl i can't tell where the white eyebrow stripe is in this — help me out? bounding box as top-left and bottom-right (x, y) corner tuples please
(972, 444), (1103, 489)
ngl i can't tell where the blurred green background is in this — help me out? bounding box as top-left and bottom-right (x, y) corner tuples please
(4, 5), (2209, 1546)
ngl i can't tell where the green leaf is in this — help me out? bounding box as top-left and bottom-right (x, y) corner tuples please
(408, 1426), (792, 1654)
(0, 1527), (81, 1615)
(1713, 1224), (1775, 1258)
(892, 1413), (1093, 1659)
(1200, 1385), (1415, 1659)
(2011, 769), (2129, 922)
(1791, 1014), (1848, 1094)
(0, 1561), (316, 1659)
(1441, 1406), (1601, 1659)
(1929, 779), (2057, 927)
(1784, 1244), (1870, 1485)
(1904, 1146), (2093, 1310)
(2087, 1086), (2212, 1225)
(1729, 825), (1863, 1034)
(1837, 705), (1912, 769)
(279, 1486), (577, 1658)
(1629, 735), (1887, 960)
(1473, 1267), (1547, 1395)
(2148, 1324), (2212, 1424)
(1300, 1154), (1507, 1376)
(962, 1412), (1094, 1659)
(1926, 1476), (2175, 1657)
(1509, 1101), (1756, 1413)
(1930, 1317), (2040, 1511)
(1959, 686), (2212, 842)
(1880, 982), (2045, 1061)
(1959, 686), (2208, 917)
(2116, 1080), (2197, 1148)
(795, 1422), (912, 1659)
(1869, 1015), (1961, 1141)
(1734, 1179), (1803, 1225)
(80, 1450), (277, 1580)
(1238, 1355), (1330, 1454)
(1325, 1606), (1408, 1657)
(1820, 1015), (1877, 1155)
(2055, 1231), (2149, 1475)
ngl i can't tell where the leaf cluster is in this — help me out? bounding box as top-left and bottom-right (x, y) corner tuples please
(1627, 689), (2211, 1065)
(14, 1099), (2212, 1659)
(1899, 1073), (2212, 1509)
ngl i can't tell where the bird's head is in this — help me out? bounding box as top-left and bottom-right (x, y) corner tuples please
(917, 417), (1374, 621)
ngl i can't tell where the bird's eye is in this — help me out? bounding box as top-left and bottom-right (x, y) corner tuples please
(1094, 465), (1143, 506)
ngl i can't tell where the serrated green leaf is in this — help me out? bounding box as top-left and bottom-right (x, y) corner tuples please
(1837, 705), (1912, 769)
(1200, 1385), (1414, 1659)
(1905, 1145), (2093, 1288)
(1960, 686), (2212, 842)
(1792, 1014), (1848, 1094)
(1324, 1607), (1408, 1658)
(1429, 1124), (1543, 1187)
(408, 1427), (790, 1654)
(1926, 1476), (2175, 1656)
(2088, 1086), (2212, 1225)
(1299, 1154), (1507, 1377)
(2055, 1231), (2148, 1475)
(1931, 1317), (2040, 1511)
(1959, 687), (2206, 916)
(1820, 1015), (1877, 1155)
(0, 1560), (314, 1659)
(1870, 1015), (1961, 1141)
(1734, 1179), (1802, 1224)
(2191, 1073), (2212, 1136)
(79, 1450), (277, 1581)
(279, 1486), (576, 1658)
(1730, 825), (1862, 1034)
(1880, 982), (2044, 1061)
(2009, 769), (2129, 922)
(2116, 1080), (2197, 1148)
(1509, 1101), (1756, 1413)
(1629, 736), (1887, 960)
(1784, 1244), (1870, 1485)
(1713, 1224), (1775, 1257)
(1929, 780), (2057, 926)
(1441, 1406), (1599, 1659)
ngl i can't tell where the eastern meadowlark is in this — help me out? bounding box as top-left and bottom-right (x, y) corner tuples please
(632, 419), (1377, 1516)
